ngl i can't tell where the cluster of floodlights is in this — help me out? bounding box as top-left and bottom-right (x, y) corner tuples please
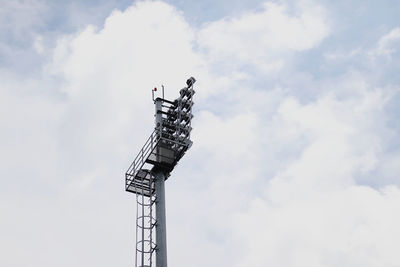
(157, 77), (195, 150)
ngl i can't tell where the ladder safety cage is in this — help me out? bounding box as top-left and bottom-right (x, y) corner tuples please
(135, 170), (157, 267)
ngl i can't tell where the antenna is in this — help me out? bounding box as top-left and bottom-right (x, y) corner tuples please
(152, 85), (165, 102)
(125, 77), (196, 267)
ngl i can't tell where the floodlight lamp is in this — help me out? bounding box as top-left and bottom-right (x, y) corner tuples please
(186, 77), (196, 87)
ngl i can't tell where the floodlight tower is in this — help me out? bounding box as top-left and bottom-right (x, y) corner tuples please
(125, 77), (196, 267)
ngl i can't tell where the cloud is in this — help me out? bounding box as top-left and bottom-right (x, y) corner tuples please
(50, 1), (202, 93)
(234, 185), (400, 267)
(376, 27), (400, 57)
(206, 71), (400, 266)
(198, 1), (329, 72)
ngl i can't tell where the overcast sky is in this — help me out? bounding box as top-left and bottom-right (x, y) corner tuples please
(1, 0), (400, 266)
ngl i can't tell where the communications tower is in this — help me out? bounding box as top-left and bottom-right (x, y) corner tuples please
(125, 77), (196, 267)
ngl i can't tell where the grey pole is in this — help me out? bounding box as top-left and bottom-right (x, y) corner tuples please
(154, 170), (167, 267)
(154, 98), (168, 267)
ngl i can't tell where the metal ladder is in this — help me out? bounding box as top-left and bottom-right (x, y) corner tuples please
(135, 170), (157, 267)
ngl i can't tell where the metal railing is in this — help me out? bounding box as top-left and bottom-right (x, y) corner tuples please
(126, 130), (160, 190)
(125, 128), (192, 191)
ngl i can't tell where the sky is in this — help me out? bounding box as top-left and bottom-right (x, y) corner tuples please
(1, 0), (400, 266)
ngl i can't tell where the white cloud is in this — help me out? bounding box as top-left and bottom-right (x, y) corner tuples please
(167, 69), (400, 267)
(226, 77), (400, 267)
(234, 185), (400, 267)
(198, 1), (329, 71)
(377, 27), (400, 57)
(50, 1), (203, 96)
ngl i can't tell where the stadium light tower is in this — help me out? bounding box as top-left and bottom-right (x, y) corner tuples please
(125, 77), (196, 267)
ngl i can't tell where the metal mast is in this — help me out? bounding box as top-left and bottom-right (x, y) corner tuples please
(125, 77), (196, 267)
